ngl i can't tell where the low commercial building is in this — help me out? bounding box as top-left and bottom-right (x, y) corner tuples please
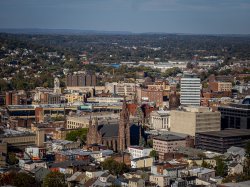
(128, 146), (152, 159)
(182, 167), (215, 182)
(153, 132), (194, 160)
(209, 81), (232, 92)
(170, 106), (221, 137)
(55, 149), (91, 162)
(105, 82), (136, 96)
(65, 93), (85, 103)
(66, 113), (119, 129)
(0, 129), (45, 149)
(87, 97), (123, 103)
(196, 129), (250, 153)
(46, 140), (81, 152)
(131, 156), (154, 169)
(25, 147), (46, 160)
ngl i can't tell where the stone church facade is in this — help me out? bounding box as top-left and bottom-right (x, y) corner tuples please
(87, 99), (142, 152)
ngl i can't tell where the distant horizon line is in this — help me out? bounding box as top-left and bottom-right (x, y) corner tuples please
(0, 27), (250, 36)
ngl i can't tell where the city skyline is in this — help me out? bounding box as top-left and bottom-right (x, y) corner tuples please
(0, 0), (250, 35)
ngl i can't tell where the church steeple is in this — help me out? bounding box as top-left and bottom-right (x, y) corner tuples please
(119, 96), (130, 152)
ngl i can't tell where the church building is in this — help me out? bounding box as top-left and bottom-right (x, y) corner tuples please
(86, 99), (143, 152)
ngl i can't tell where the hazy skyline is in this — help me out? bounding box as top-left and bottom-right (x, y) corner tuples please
(0, 0), (250, 34)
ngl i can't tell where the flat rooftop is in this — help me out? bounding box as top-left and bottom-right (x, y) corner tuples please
(197, 129), (250, 138)
(153, 134), (186, 141)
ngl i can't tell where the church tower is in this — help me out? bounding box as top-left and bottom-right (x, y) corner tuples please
(86, 117), (99, 145)
(118, 97), (130, 152)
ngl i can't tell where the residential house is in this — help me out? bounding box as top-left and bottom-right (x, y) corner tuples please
(128, 178), (145, 187)
(228, 163), (243, 175)
(149, 174), (170, 187)
(30, 167), (50, 184)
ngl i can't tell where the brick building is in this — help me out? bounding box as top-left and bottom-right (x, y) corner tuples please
(66, 73), (96, 87)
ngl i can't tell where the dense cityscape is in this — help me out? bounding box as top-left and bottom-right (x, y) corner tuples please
(0, 1), (250, 187)
(0, 31), (249, 187)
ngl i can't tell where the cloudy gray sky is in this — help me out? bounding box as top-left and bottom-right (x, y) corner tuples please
(0, 0), (249, 34)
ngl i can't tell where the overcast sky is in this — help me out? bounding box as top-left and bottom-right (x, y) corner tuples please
(0, 0), (250, 34)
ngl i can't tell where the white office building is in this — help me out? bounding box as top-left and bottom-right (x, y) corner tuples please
(180, 74), (201, 106)
(128, 146), (152, 159)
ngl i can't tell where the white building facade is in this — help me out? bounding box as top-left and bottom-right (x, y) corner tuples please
(150, 110), (170, 130)
(180, 75), (201, 106)
(128, 146), (152, 159)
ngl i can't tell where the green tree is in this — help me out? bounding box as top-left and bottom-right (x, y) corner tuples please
(0, 172), (37, 187)
(244, 141), (250, 176)
(101, 158), (129, 175)
(13, 172), (37, 187)
(149, 150), (158, 160)
(147, 140), (153, 148)
(65, 128), (88, 143)
(201, 160), (212, 168)
(162, 67), (181, 77)
(7, 152), (19, 165)
(43, 172), (66, 187)
(215, 157), (227, 177)
(245, 141), (250, 158)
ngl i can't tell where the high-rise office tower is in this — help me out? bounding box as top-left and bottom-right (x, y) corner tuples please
(180, 74), (201, 106)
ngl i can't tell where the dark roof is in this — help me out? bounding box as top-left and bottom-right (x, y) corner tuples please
(129, 177), (143, 182)
(197, 129), (250, 138)
(98, 123), (141, 138)
(49, 160), (89, 168)
(98, 123), (119, 138)
(84, 177), (98, 187)
(100, 172), (110, 177)
(153, 134), (186, 141)
(132, 156), (151, 162)
(229, 162), (239, 167)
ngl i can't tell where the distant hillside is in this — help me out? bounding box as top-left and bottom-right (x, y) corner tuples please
(0, 28), (133, 35)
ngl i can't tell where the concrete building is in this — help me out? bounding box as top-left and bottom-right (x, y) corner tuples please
(218, 98), (250, 129)
(0, 129), (42, 149)
(128, 146), (152, 159)
(196, 129), (250, 153)
(150, 110), (170, 130)
(180, 74), (201, 106)
(170, 106), (221, 137)
(66, 113), (119, 129)
(105, 82), (136, 96)
(87, 97), (123, 103)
